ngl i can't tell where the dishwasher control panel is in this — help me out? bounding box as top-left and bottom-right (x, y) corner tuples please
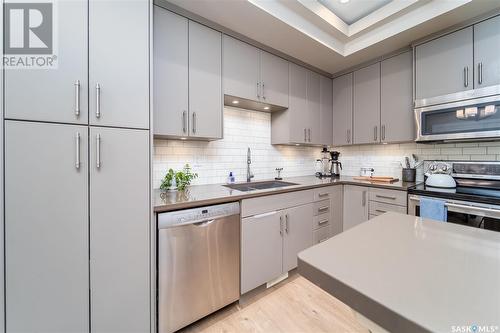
(158, 202), (240, 228)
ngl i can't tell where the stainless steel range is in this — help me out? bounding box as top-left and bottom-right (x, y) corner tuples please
(408, 161), (500, 232)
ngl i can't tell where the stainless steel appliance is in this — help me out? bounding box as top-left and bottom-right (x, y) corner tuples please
(415, 94), (500, 142)
(408, 161), (500, 232)
(316, 147), (332, 177)
(158, 202), (240, 333)
(330, 151), (342, 177)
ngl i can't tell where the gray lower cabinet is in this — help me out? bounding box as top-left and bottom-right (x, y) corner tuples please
(353, 63), (381, 145)
(343, 185), (368, 231)
(241, 212), (283, 294)
(415, 26), (473, 100)
(474, 15), (500, 89)
(332, 73), (353, 146)
(153, 8), (188, 137)
(90, 127), (150, 333)
(319, 76), (333, 146)
(380, 51), (414, 143)
(188, 21), (222, 139)
(5, 120), (89, 333)
(89, 0), (149, 129)
(282, 204), (314, 272)
(4, 0), (88, 125)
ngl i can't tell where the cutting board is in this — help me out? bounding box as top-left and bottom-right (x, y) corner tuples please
(353, 176), (399, 183)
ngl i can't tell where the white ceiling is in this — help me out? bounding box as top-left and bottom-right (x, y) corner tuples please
(318, 0), (392, 24)
(163, 0), (500, 75)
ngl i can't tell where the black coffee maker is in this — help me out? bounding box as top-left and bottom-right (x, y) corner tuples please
(330, 151), (342, 177)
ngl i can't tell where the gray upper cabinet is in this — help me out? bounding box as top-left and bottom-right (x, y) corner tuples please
(353, 63), (380, 145)
(282, 204), (313, 272)
(307, 71), (321, 144)
(89, 0), (149, 129)
(319, 76), (333, 146)
(332, 73), (353, 146)
(90, 127), (150, 333)
(415, 27), (473, 100)
(241, 212), (283, 294)
(154, 8), (188, 137)
(188, 21), (222, 139)
(154, 8), (222, 140)
(474, 15), (500, 89)
(381, 51), (414, 143)
(4, 0), (88, 125)
(261, 51), (289, 107)
(5, 121), (89, 333)
(343, 185), (368, 231)
(223, 36), (261, 101)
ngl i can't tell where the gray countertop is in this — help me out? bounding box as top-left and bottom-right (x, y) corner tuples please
(154, 175), (416, 213)
(298, 212), (500, 333)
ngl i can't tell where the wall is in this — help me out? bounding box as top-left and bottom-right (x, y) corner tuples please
(153, 108), (500, 188)
(153, 107), (319, 188)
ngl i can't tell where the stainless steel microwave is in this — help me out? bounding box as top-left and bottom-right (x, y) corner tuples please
(415, 94), (500, 142)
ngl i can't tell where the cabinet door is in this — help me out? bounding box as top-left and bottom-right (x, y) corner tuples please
(241, 212), (283, 294)
(474, 15), (500, 89)
(330, 185), (343, 236)
(223, 36), (260, 101)
(354, 63), (381, 145)
(333, 73), (353, 146)
(415, 27), (473, 100)
(189, 21), (222, 139)
(283, 204), (313, 272)
(307, 70), (321, 144)
(90, 0), (149, 129)
(90, 127), (150, 333)
(381, 52), (414, 143)
(343, 185), (368, 231)
(5, 121), (89, 333)
(153, 8), (188, 137)
(5, 0), (88, 125)
(261, 51), (289, 107)
(289, 63), (309, 143)
(319, 76), (333, 145)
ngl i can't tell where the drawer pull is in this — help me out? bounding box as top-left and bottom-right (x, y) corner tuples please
(319, 238), (328, 243)
(376, 195), (396, 200)
(318, 206), (329, 213)
(318, 219), (329, 225)
(375, 209), (387, 214)
(318, 193), (329, 198)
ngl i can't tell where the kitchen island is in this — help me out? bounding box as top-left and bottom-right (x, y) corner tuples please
(298, 212), (500, 333)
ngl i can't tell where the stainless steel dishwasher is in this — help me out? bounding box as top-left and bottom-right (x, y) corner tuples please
(158, 202), (240, 333)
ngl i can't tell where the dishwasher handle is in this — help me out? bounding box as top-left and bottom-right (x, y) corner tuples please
(193, 219), (216, 227)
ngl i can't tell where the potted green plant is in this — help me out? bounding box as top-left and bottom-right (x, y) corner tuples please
(160, 164), (198, 191)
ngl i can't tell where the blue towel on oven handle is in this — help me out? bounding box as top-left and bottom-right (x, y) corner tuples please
(420, 197), (447, 222)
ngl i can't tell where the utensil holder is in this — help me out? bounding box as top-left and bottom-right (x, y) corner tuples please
(402, 168), (416, 182)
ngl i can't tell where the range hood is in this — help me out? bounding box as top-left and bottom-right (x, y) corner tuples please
(224, 95), (287, 113)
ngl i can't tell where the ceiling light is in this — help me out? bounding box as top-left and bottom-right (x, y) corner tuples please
(263, 106), (270, 110)
(295, 144), (300, 146)
(232, 100), (239, 104)
(180, 137), (187, 140)
(339, 0), (349, 3)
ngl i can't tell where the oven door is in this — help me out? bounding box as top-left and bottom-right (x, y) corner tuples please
(408, 195), (500, 232)
(415, 95), (500, 142)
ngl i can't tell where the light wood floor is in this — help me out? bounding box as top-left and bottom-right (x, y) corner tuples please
(179, 274), (369, 333)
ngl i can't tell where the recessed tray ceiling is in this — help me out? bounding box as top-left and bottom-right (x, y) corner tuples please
(318, 0), (392, 25)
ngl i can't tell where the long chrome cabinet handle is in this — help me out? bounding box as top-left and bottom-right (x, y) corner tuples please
(304, 128), (307, 142)
(308, 128), (311, 142)
(96, 134), (101, 169)
(285, 214), (289, 233)
(279, 215), (283, 236)
(75, 132), (80, 169)
(74, 80), (80, 117)
(192, 112), (197, 134)
(463, 67), (469, 87)
(182, 111), (187, 134)
(262, 82), (266, 100)
(478, 62), (483, 85)
(257, 82), (260, 99)
(95, 83), (101, 118)
(374, 126), (378, 142)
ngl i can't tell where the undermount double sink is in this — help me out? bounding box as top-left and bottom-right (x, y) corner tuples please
(223, 180), (298, 192)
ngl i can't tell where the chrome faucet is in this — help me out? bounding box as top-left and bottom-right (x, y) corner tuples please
(247, 147), (254, 182)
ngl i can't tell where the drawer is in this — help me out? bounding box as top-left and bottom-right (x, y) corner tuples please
(313, 225), (331, 244)
(369, 188), (407, 207)
(313, 200), (330, 216)
(369, 201), (407, 216)
(241, 189), (314, 217)
(313, 212), (330, 230)
(313, 185), (342, 201)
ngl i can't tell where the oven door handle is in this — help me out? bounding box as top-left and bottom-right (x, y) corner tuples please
(409, 195), (500, 218)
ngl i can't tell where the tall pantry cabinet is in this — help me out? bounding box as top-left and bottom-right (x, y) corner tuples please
(3, 0), (151, 332)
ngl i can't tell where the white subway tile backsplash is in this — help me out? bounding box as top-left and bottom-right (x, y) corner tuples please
(153, 107), (500, 188)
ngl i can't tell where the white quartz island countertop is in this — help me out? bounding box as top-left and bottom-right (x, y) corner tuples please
(298, 213), (500, 333)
